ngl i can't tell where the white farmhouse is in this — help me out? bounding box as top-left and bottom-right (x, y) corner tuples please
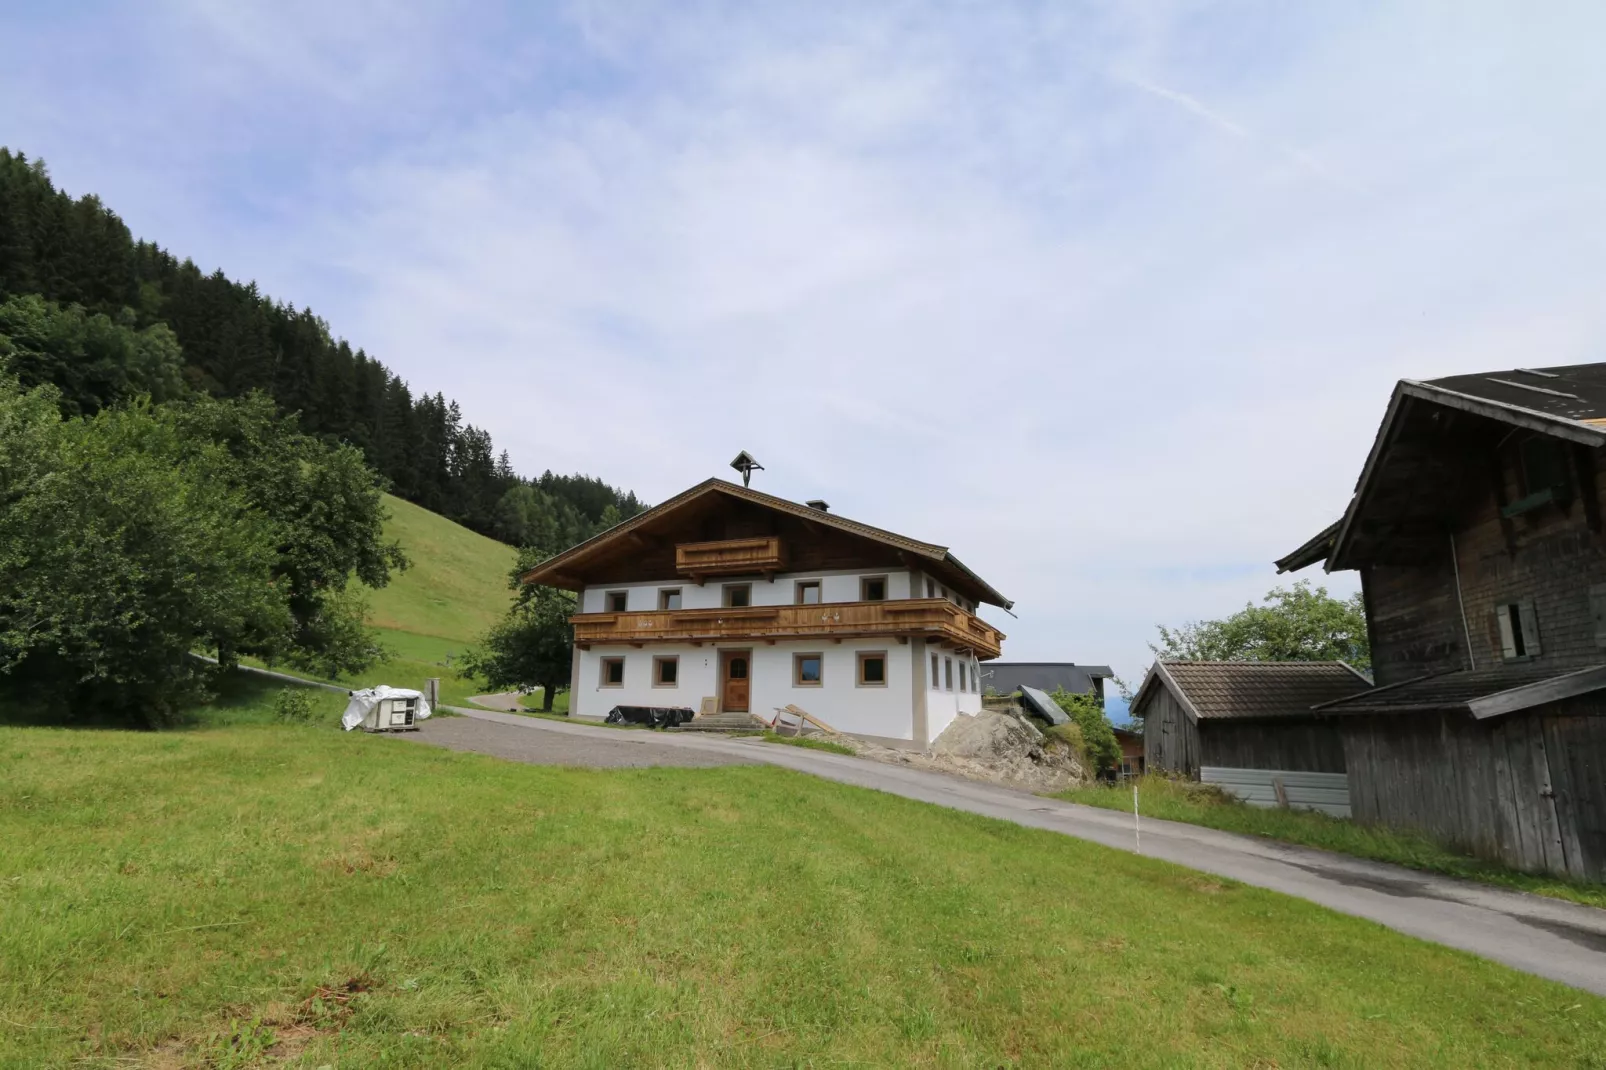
(519, 478), (1011, 747)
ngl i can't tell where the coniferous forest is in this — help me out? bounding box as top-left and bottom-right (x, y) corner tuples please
(0, 148), (642, 546)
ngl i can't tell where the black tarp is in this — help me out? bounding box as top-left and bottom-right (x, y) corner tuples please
(605, 705), (697, 728)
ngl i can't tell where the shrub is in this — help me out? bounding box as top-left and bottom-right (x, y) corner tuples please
(1050, 687), (1121, 777)
(272, 687), (318, 724)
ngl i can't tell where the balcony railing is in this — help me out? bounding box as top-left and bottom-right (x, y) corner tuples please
(571, 598), (1004, 659)
(674, 536), (785, 579)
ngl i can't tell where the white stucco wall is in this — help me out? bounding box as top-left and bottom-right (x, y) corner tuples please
(574, 639), (918, 741)
(580, 569), (914, 613)
(923, 647), (983, 742)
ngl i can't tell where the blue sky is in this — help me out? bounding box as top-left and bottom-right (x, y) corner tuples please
(7, 1), (1606, 695)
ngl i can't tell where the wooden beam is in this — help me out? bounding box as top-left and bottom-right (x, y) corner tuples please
(1576, 444), (1602, 533)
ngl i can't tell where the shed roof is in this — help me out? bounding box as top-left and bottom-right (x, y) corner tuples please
(1313, 663), (1606, 720)
(1132, 660), (1372, 723)
(980, 662), (1113, 696)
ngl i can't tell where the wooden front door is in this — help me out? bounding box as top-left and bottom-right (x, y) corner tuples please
(721, 650), (751, 713)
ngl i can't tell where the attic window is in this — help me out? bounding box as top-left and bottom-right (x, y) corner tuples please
(1503, 438), (1573, 517)
(1494, 601), (1543, 660)
(861, 576), (887, 601)
(605, 591), (628, 612)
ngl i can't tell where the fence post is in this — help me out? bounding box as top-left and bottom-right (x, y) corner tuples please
(425, 677), (440, 710)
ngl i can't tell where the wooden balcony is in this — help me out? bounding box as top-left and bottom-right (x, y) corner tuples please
(674, 536), (785, 580)
(571, 598), (1004, 659)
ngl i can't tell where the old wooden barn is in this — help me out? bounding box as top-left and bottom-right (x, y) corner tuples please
(1134, 661), (1371, 814)
(1279, 361), (1606, 880)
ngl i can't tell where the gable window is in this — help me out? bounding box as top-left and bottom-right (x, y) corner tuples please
(723, 583), (752, 608)
(659, 588), (682, 611)
(926, 579), (936, 598)
(857, 651), (887, 687)
(653, 655), (679, 687)
(600, 657), (625, 687)
(795, 580), (822, 605)
(861, 576), (888, 601)
(794, 653), (824, 687)
(944, 657), (954, 691)
(605, 591), (628, 612)
(1495, 601), (1543, 660)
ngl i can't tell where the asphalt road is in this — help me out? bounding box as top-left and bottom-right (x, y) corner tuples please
(426, 706), (1606, 996)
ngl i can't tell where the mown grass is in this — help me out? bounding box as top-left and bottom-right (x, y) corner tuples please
(4, 701), (1606, 1066)
(760, 730), (857, 755)
(1059, 775), (1606, 910)
(367, 493), (517, 644)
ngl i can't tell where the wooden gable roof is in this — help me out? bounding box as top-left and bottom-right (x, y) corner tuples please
(1131, 660), (1372, 723)
(1276, 362), (1606, 573)
(519, 478), (1013, 608)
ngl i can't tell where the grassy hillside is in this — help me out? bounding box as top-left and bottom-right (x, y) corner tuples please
(239, 495), (537, 707)
(368, 494), (518, 645)
(4, 712), (1604, 1065)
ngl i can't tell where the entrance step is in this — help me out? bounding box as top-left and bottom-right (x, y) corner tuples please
(669, 713), (765, 733)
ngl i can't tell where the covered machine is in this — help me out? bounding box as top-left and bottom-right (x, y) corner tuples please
(342, 685), (433, 732)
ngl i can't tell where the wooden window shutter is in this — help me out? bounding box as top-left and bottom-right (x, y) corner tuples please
(1494, 607), (1517, 659)
(1518, 599), (1542, 657)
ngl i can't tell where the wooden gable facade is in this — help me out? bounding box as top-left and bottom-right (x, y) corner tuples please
(1279, 362), (1606, 879)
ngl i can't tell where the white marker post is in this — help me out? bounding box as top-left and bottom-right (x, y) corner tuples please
(1133, 780), (1141, 854)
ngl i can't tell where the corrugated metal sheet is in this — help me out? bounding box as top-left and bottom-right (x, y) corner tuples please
(1201, 767), (1352, 818)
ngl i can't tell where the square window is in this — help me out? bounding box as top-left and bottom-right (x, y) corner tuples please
(857, 651), (887, 687)
(1495, 601), (1542, 660)
(659, 588), (682, 611)
(653, 655), (679, 686)
(724, 584), (752, 608)
(794, 653), (824, 686)
(795, 580), (822, 605)
(600, 657), (625, 687)
(861, 576), (887, 601)
(944, 657), (953, 691)
(605, 591), (629, 612)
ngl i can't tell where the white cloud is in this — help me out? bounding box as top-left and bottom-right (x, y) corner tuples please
(7, 1), (1606, 685)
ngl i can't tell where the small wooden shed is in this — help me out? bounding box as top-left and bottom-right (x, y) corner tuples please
(1134, 661), (1371, 813)
(1316, 664), (1606, 881)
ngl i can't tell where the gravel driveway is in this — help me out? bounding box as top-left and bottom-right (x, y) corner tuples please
(407, 713), (757, 769)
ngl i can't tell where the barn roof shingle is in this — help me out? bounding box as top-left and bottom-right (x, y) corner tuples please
(1136, 660), (1372, 723)
(1313, 663), (1606, 720)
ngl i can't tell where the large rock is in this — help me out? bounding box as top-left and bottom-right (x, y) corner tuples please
(932, 710), (1042, 762)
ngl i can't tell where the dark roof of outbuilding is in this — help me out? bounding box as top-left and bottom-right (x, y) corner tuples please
(1133, 660), (1372, 723)
(981, 662), (1113, 696)
(1425, 362), (1606, 426)
(1313, 664), (1606, 720)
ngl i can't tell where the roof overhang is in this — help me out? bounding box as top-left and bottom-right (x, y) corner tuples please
(519, 477), (1013, 609)
(1311, 664), (1606, 720)
(1130, 661), (1206, 725)
(1325, 380), (1606, 572)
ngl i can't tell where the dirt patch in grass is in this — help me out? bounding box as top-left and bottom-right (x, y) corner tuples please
(5, 726), (1606, 1066)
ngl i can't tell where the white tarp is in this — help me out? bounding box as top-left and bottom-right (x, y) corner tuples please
(341, 685), (432, 731)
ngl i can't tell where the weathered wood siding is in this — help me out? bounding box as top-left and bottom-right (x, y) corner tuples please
(1342, 694), (1606, 881)
(1197, 720), (1346, 774)
(1364, 436), (1606, 685)
(1142, 685), (1199, 778)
